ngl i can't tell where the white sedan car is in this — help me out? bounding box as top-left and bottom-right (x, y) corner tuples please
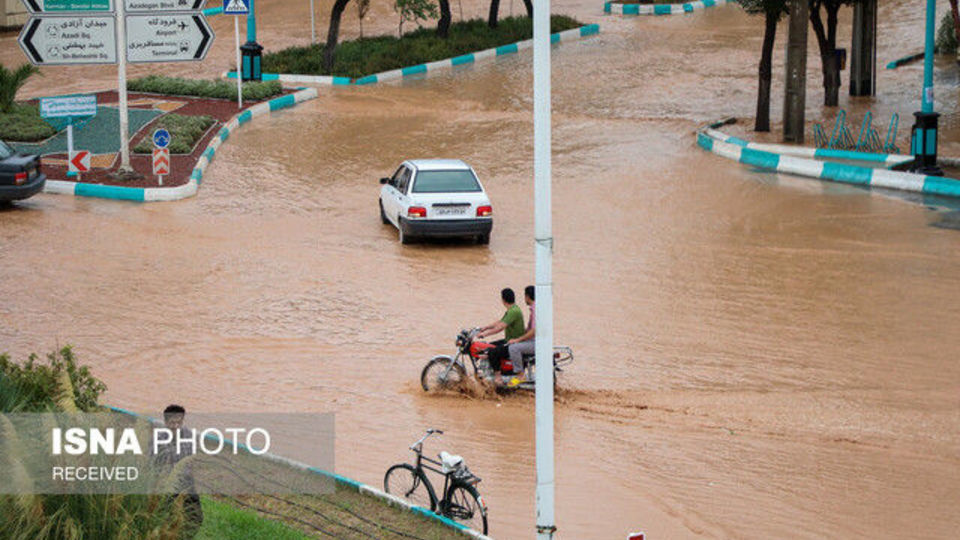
(379, 159), (493, 245)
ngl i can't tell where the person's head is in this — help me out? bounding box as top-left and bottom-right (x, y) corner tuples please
(501, 288), (516, 307)
(163, 404), (185, 429)
(524, 285), (535, 305)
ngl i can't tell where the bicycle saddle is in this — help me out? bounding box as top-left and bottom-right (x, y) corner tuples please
(439, 451), (464, 473)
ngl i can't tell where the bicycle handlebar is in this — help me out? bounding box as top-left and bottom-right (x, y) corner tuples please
(410, 429), (443, 452)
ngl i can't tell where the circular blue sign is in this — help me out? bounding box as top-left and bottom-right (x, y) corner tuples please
(152, 129), (171, 149)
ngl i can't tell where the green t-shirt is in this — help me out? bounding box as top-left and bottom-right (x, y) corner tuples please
(501, 304), (525, 340)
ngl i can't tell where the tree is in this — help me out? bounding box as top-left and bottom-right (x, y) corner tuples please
(394, 0), (438, 37)
(488, 0), (500, 27)
(738, 0), (789, 131)
(357, 0), (370, 38)
(437, 0), (451, 37)
(808, 0), (855, 107)
(323, 0), (352, 72)
(489, 0), (530, 28)
(0, 63), (40, 114)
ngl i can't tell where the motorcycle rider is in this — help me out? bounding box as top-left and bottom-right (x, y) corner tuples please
(477, 288), (525, 383)
(505, 285), (536, 387)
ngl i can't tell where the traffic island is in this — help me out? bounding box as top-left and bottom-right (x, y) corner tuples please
(697, 121), (960, 199)
(604, 0), (729, 16)
(227, 16), (599, 85)
(8, 85), (316, 202)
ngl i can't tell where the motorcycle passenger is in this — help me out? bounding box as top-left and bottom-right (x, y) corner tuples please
(506, 285), (536, 387)
(477, 288), (525, 383)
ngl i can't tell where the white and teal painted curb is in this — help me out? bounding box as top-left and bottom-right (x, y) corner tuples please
(697, 124), (960, 198)
(106, 405), (491, 539)
(604, 0), (728, 16)
(703, 126), (915, 168)
(43, 88), (318, 203)
(225, 24), (600, 86)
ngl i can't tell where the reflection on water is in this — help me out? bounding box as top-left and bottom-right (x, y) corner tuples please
(1, 0), (959, 538)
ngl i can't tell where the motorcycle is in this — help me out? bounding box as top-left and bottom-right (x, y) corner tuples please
(420, 328), (573, 392)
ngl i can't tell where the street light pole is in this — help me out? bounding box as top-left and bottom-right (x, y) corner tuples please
(532, 0), (555, 536)
(912, 0), (943, 175)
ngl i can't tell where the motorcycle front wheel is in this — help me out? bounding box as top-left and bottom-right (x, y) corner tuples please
(421, 357), (467, 392)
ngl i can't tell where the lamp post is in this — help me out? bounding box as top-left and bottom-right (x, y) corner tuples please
(532, 0), (555, 536)
(911, 0), (942, 175)
(240, 0), (263, 81)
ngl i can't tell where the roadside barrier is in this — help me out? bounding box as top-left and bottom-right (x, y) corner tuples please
(224, 24), (600, 86)
(886, 51), (924, 69)
(697, 123), (960, 198)
(106, 405), (492, 539)
(43, 88), (318, 202)
(604, 0), (729, 16)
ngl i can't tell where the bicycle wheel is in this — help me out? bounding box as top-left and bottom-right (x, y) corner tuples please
(442, 484), (488, 535)
(384, 464), (437, 511)
(421, 357), (467, 392)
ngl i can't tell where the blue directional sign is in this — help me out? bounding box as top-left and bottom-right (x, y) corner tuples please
(153, 128), (171, 149)
(222, 0), (248, 15)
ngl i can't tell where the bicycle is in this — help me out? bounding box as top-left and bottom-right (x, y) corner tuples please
(383, 429), (488, 535)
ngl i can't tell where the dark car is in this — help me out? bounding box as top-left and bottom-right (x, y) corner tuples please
(0, 140), (45, 202)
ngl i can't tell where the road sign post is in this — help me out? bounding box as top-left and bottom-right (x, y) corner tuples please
(224, 0), (250, 109)
(40, 95), (97, 180)
(117, 0), (131, 172)
(152, 128), (170, 185)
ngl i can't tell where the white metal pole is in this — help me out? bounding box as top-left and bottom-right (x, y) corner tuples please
(117, 0), (131, 171)
(310, 0), (316, 43)
(532, 0), (554, 535)
(66, 121), (74, 177)
(235, 16), (243, 108)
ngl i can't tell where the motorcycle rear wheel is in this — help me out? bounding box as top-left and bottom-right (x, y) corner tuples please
(421, 357), (467, 392)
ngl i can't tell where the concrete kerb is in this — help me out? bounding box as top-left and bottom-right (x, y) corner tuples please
(604, 0), (729, 16)
(105, 405), (492, 539)
(223, 24), (600, 86)
(42, 87), (318, 203)
(696, 123), (960, 198)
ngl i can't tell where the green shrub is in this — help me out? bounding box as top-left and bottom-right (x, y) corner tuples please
(936, 11), (958, 55)
(262, 15), (585, 79)
(133, 113), (216, 154)
(0, 103), (58, 142)
(0, 346), (106, 412)
(127, 75), (283, 101)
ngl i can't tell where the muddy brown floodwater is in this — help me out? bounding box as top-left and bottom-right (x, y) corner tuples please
(2, 0), (960, 538)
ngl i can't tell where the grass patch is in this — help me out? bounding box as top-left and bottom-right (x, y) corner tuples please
(133, 113), (216, 154)
(128, 75), (283, 101)
(0, 103), (58, 142)
(198, 497), (312, 540)
(262, 15), (584, 79)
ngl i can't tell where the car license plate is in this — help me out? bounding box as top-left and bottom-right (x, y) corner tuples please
(435, 206), (467, 216)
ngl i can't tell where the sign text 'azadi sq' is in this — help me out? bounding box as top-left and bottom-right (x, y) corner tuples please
(18, 0), (213, 66)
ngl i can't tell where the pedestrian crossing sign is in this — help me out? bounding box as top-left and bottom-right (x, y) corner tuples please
(223, 0), (250, 15)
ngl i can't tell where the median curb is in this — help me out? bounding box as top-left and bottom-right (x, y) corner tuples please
(604, 0), (728, 16)
(224, 23), (600, 86)
(42, 87), (318, 202)
(697, 124), (960, 198)
(105, 405), (492, 539)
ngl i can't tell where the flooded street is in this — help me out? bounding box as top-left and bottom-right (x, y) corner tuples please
(2, 0), (960, 538)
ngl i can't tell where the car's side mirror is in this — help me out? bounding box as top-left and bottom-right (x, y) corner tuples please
(380, 177), (390, 185)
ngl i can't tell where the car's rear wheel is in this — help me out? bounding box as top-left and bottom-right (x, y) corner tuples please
(379, 200), (389, 224)
(399, 224), (414, 245)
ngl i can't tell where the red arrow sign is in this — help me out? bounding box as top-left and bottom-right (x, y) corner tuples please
(69, 150), (90, 173)
(153, 148), (170, 176)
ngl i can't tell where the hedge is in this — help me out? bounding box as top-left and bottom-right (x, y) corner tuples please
(133, 113), (216, 154)
(262, 15), (584, 79)
(0, 103), (58, 142)
(127, 76), (283, 101)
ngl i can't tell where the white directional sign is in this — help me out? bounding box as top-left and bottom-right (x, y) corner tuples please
(18, 15), (118, 65)
(124, 0), (206, 13)
(20, 0), (114, 13)
(125, 13), (213, 62)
